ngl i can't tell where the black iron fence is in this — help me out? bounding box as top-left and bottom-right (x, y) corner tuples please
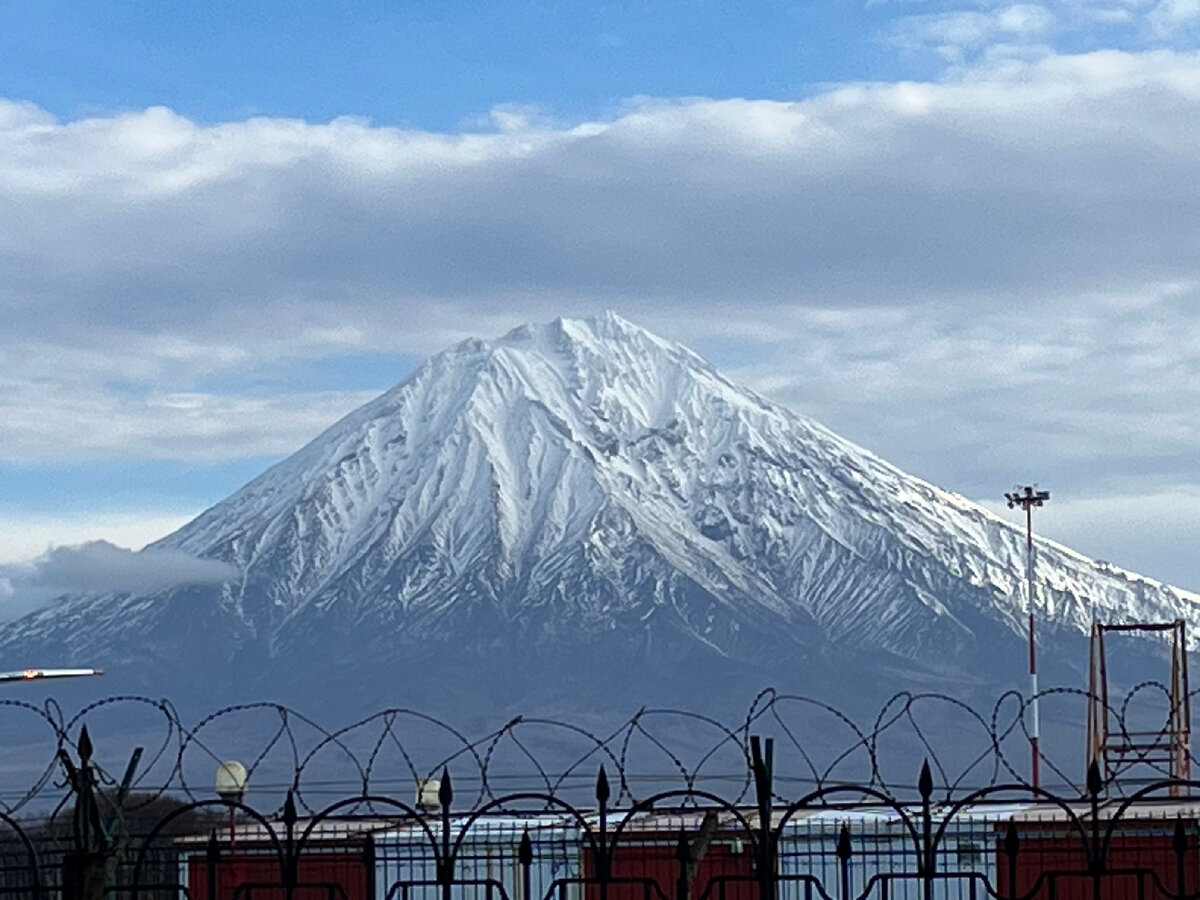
(1, 717), (1200, 900)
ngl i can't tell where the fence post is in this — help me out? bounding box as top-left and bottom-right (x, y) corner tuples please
(836, 825), (853, 900)
(1174, 818), (1188, 900)
(1003, 821), (1020, 900)
(439, 769), (454, 900)
(61, 727), (113, 900)
(283, 791), (299, 900)
(364, 833), (377, 900)
(919, 761), (934, 900)
(750, 736), (774, 900)
(597, 766), (611, 900)
(207, 831), (222, 900)
(676, 829), (692, 900)
(519, 828), (533, 900)
(1087, 760), (1103, 900)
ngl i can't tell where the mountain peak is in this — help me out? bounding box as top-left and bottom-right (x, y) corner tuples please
(499, 310), (647, 345)
(403, 311), (739, 449)
(488, 311), (708, 380)
(2, 315), (1196, 712)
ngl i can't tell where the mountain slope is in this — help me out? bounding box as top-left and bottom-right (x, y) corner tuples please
(2, 313), (1195, 713)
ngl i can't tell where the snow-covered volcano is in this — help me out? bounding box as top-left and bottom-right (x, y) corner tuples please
(3, 313), (1195, 716)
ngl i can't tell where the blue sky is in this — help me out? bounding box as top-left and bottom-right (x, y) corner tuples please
(2, 3), (899, 129)
(5, 0), (1200, 600)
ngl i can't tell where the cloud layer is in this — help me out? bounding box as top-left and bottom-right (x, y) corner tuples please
(3, 49), (1200, 583)
(0, 541), (239, 620)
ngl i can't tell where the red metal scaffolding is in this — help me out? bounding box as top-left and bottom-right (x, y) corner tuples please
(1087, 619), (1191, 791)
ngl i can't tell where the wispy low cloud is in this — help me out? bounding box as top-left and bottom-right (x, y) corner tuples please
(1150, 0), (1200, 35)
(890, 4), (1057, 63)
(0, 541), (240, 620)
(884, 0), (1200, 63)
(0, 512), (199, 566)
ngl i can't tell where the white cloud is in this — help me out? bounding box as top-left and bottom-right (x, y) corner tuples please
(0, 541), (239, 620)
(1150, 0), (1200, 32)
(0, 512), (197, 565)
(0, 366), (379, 461)
(883, 0), (1200, 61)
(976, 489), (1200, 591)
(4, 51), (1200, 584)
(891, 4), (1057, 61)
(712, 281), (1200, 492)
(1, 55), (1199, 336)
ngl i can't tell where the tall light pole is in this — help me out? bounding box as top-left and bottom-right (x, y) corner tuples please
(1006, 484), (1050, 788)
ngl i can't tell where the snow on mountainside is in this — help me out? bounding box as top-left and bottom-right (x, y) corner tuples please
(1, 313), (1196, 706)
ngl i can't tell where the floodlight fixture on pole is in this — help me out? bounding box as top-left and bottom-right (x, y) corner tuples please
(216, 760), (248, 854)
(215, 760), (248, 803)
(1005, 484), (1050, 788)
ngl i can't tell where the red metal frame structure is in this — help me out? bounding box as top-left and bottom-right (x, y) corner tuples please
(1088, 619), (1191, 791)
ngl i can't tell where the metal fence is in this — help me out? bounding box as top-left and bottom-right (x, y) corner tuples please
(1, 716), (1200, 900)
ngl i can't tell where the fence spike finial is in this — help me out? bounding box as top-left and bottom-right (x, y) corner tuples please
(596, 765), (610, 806)
(78, 725), (93, 764)
(438, 767), (453, 808)
(1087, 758), (1103, 799)
(518, 828), (533, 867)
(1004, 820), (1020, 858)
(207, 829), (220, 862)
(836, 825), (853, 861)
(918, 759), (933, 800)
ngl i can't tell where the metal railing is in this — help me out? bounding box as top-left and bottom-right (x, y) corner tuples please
(0, 727), (1195, 900)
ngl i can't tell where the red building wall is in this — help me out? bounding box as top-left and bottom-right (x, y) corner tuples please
(996, 824), (1199, 900)
(584, 838), (756, 900)
(187, 851), (371, 900)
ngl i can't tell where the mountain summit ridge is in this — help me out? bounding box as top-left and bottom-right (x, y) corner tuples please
(2, 313), (1195, 706)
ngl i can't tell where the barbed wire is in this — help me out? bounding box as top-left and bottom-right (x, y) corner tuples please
(0, 682), (1190, 816)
